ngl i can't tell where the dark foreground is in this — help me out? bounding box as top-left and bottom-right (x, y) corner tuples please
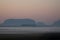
(0, 27), (60, 40)
(0, 33), (60, 40)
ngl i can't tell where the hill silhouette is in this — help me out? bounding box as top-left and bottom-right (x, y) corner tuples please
(0, 19), (60, 27)
(0, 19), (36, 27)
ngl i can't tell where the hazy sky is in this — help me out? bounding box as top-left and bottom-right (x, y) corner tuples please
(0, 0), (60, 24)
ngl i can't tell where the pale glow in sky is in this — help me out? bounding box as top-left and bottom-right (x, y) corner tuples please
(0, 0), (60, 24)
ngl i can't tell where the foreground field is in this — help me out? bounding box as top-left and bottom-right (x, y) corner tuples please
(0, 27), (60, 34)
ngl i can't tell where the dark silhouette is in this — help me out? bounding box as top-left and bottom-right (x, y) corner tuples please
(0, 19), (60, 27)
(0, 19), (36, 27)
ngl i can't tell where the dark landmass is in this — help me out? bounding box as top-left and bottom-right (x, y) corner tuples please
(0, 19), (36, 27)
(0, 19), (60, 27)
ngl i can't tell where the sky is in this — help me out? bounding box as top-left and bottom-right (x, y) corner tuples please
(0, 0), (60, 24)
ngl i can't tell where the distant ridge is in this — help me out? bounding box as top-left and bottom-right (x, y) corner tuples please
(0, 19), (36, 27)
(0, 19), (60, 27)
